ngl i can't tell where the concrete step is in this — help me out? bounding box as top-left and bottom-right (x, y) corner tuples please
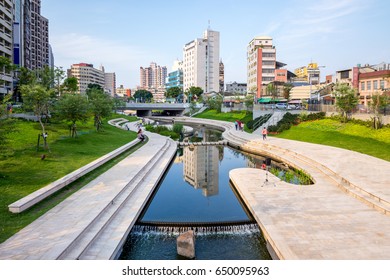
(78, 139), (177, 260)
(57, 138), (174, 259)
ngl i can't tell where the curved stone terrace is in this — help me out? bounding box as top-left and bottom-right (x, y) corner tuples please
(1, 116), (390, 259)
(157, 116), (390, 259)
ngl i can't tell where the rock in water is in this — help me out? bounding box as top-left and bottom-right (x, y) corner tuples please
(177, 230), (195, 259)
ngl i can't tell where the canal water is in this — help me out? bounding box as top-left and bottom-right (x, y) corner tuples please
(119, 144), (272, 260)
(118, 125), (280, 259)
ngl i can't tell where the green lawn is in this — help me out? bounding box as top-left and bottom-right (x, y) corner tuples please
(0, 115), (138, 243)
(273, 119), (390, 161)
(194, 109), (253, 131)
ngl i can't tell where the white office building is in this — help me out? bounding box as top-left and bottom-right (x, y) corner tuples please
(183, 29), (220, 93)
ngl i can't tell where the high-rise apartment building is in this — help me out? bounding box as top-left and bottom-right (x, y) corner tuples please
(0, 0), (14, 96)
(13, 0), (31, 69)
(247, 36), (276, 98)
(104, 72), (116, 96)
(139, 62), (167, 90)
(139, 62), (167, 101)
(183, 29), (220, 93)
(30, 0), (49, 70)
(68, 63), (105, 94)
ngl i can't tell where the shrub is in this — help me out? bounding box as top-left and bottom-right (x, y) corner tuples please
(277, 123), (291, 133)
(268, 125), (278, 133)
(172, 123), (184, 134)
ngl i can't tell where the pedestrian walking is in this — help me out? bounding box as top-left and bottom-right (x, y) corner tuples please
(262, 126), (268, 140)
(237, 120), (242, 131)
(234, 120), (238, 130)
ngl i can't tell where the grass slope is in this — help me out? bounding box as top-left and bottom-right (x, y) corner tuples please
(194, 109), (252, 131)
(0, 115), (138, 243)
(274, 119), (390, 161)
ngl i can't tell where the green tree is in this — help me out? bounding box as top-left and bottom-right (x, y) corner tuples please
(113, 97), (126, 111)
(14, 67), (35, 102)
(333, 83), (358, 122)
(283, 83), (293, 100)
(266, 83), (277, 103)
(86, 83), (103, 93)
(54, 66), (66, 96)
(21, 84), (54, 149)
(185, 86), (203, 102)
(166, 86), (182, 99)
(18, 67), (36, 86)
(370, 93), (389, 129)
(0, 57), (15, 99)
(87, 88), (113, 131)
(36, 66), (54, 90)
(206, 94), (223, 112)
(55, 94), (90, 137)
(0, 56), (14, 79)
(62, 77), (79, 94)
(0, 93), (16, 156)
(244, 94), (254, 110)
(133, 89), (153, 102)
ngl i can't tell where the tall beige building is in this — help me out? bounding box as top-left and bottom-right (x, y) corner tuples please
(183, 29), (220, 93)
(139, 62), (167, 90)
(247, 36), (276, 99)
(139, 62), (167, 102)
(68, 63), (105, 94)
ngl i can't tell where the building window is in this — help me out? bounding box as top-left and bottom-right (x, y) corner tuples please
(340, 71), (349, 79)
(367, 81), (371, 90)
(373, 80), (378, 90)
(380, 79), (385, 89)
(361, 82), (365, 91)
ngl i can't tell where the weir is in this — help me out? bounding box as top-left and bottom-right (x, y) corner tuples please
(131, 223), (260, 236)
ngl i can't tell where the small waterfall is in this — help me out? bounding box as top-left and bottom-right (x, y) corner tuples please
(131, 223), (260, 236)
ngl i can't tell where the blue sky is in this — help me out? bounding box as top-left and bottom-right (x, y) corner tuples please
(42, 0), (390, 89)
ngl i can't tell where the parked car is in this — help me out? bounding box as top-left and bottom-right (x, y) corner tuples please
(275, 103), (287, 109)
(287, 104), (298, 110)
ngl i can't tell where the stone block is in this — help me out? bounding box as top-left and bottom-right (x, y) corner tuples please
(177, 230), (195, 259)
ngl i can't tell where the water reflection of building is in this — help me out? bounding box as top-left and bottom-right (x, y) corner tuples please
(183, 145), (219, 196)
(245, 153), (266, 169)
